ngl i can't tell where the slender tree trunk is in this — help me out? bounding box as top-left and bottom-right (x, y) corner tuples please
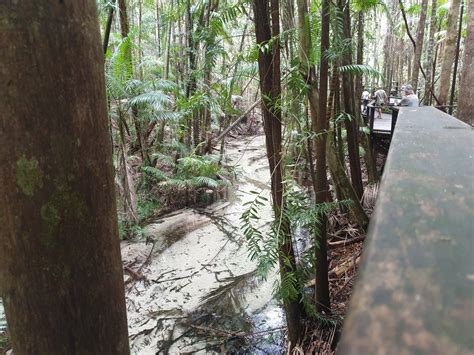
(254, 0), (302, 346)
(438, 0), (462, 105)
(424, 0), (438, 105)
(155, 0), (161, 55)
(117, 0), (138, 220)
(458, 0), (474, 125)
(354, 12), (377, 183)
(327, 136), (369, 228)
(356, 11), (364, 97)
(407, 51), (412, 84)
(297, 0), (320, 197)
(0, 2), (130, 353)
(449, 0), (464, 114)
(315, 0), (332, 314)
(339, 0), (364, 199)
(327, 68), (346, 208)
(411, 0), (429, 91)
(103, 0), (116, 54)
(118, 0), (132, 72)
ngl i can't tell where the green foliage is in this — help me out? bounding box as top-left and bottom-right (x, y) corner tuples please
(0, 332), (9, 354)
(177, 155), (220, 178)
(240, 183), (345, 309)
(338, 64), (384, 80)
(141, 166), (168, 182)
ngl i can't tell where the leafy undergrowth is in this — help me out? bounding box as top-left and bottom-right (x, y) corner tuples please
(118, 144), (233, 240)
(0, 331), (10, 355)
(293, 184), (379, 354)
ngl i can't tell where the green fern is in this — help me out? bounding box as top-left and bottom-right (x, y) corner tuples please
(140, 166), (168, 182)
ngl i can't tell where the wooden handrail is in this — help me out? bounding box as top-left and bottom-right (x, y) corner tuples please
(337, 107), (474, 354)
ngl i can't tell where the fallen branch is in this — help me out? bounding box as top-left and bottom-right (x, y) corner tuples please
(328, 236), (365, 249)
(215, 100), (261, 141)
(124, 266), (144, 281)
(191, 325), (246, 338)
(329, 254), (362, 278)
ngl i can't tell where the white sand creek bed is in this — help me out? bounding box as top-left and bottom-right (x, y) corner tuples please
(122, 135), (286, 354)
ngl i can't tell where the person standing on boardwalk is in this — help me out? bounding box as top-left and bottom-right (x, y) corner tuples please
(361, 88), (370, 115)
(399, 84), (420, 107)
(373, 87), (388, 119)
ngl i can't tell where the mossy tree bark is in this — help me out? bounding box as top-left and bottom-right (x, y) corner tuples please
(0, 1), (130, 354)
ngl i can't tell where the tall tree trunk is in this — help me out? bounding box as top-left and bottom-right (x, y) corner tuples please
(118, 0), (132, 72)
(117, 0), (139, 220)
(155, 0), (161, 55)
(354, 12), (377, 183)
(103, 0), (116, 54)
(297, 0), (320, 196)
(423, 0), (438, 105)
(327, 136), (369, 228)
(254, 0), (302, 347)
(438, 0), (462, 105)
(411, 0), (429, 91)
(201, 0), (218, 154)
(457, 0), (474, 125)
(356, 11), (364, 96)
(315, 0), (332, 313)
(449, 0), (464, 114)
(340, 0), (364, 199)
(0, 2), (130, 353)
(185, 0), (193, 146)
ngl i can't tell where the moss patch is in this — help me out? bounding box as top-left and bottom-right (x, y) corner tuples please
(40, 187), (89, 247)
(16, 155), (43, 196)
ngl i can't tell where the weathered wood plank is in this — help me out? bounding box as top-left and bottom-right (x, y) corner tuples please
(338, 107), (474, 354)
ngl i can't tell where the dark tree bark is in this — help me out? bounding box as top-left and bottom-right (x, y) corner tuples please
(354, 11), (377, 184)
(0, 2), (130, 353)
(423, 0), (438, 105)
(103, 0), (116, 54)
(118, 0), (132, 72)
(411, 0), (429, 91)
(449, 0), (464, 114)
(339, 0), (364, 199)
(356, 11), (364, 97)
(254, 0), (302, 346)
(185, 0), (198, 148)
(315, 0), (332, 313)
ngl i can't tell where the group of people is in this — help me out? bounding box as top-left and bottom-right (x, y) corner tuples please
(361, 84), (419, 119)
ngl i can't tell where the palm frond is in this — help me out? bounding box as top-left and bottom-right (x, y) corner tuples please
(338, 64), (384, 80)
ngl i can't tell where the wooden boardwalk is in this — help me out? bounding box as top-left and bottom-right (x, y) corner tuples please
(372, 111), (392, 132)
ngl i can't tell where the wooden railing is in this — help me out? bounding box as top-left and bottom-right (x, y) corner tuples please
(338, 107), (474, 354)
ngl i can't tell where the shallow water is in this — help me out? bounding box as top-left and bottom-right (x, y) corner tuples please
(124, 135), (285, 354)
